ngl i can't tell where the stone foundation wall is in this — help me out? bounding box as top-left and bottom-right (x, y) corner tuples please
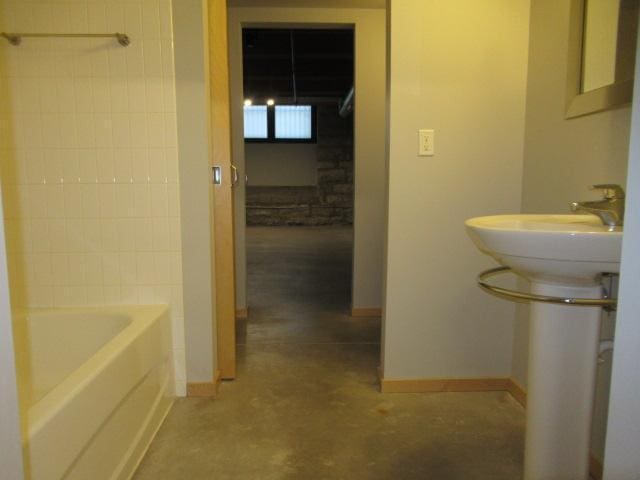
(246, 104), (354, 226)
(246, 186), (353, 226)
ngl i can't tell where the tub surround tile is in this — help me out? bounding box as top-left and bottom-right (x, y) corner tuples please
(0, 0), (186, 394)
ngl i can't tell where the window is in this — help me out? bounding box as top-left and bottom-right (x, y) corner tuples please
(243, 106), (268, 139)
(275, 106), (313, 139)
(243, 105), (316, 142)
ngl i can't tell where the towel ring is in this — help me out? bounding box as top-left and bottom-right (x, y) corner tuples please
(477, 266), (617, 312)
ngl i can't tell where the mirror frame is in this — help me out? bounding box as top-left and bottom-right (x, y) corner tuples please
(566, 0), (634, 119)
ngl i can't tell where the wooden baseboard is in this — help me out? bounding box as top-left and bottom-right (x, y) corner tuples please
(380, 377), (510, 394)
(589, 454), (603, 480)
(506, 378), (527, 408)
(186, 370), (222, 398)
(350, 307), (382, 317)
(235, 308), (248, 319)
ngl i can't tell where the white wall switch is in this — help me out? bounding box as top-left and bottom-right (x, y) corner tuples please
(418, 129), (435, 156)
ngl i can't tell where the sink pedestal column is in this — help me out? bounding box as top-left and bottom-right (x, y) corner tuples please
(524, 282), (602, 480)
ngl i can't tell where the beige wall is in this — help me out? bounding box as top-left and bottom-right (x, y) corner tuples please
(0, 0), (186, 394)
(517, 0), (631, 462)
(383, 0), (530, 379)
(228, 6), (386, 311)
(246, 143), (318, 186)
(172, 0), (216, 384)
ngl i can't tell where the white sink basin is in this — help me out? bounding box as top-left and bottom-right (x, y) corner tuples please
(465, 214), (622, 285)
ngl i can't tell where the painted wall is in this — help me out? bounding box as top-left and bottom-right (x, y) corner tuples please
(604, 33), (640, 478)
(0, 188), (24, 480)
(0, 0), (186, 394)
(228, 6), (386, 311)
(246, 143), (317, 186)
(172, 0), (216, 385)
(517, 0), (631, 464)
(383, 0), (530, 379)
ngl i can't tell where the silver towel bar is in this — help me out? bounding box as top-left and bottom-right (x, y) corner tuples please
(477, 266), (617, 311)
(1, 32), (130, 47)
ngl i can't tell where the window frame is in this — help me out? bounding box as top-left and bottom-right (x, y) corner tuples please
(244, 105), (317, 144)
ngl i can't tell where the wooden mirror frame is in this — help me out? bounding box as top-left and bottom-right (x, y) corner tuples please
(566, 0), (634, 119)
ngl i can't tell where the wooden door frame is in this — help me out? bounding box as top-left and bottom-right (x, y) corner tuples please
(209, 0), (237, 380)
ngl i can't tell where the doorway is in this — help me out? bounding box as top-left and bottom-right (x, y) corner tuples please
(237, 28), (375, 347)
(225, 9), (387, 382)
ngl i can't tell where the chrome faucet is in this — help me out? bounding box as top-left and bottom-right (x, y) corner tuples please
(570, 184), (625, 228)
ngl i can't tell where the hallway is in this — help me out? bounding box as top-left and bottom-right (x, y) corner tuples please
(133, 227), (524, 480)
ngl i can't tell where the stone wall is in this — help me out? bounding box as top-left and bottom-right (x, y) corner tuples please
(246, 104), (354, 226)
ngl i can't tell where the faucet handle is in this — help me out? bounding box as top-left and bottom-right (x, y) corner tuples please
(589, 184), (625, 200)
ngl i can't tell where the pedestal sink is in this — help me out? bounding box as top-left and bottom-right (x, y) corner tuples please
(465, 214), (622, 480)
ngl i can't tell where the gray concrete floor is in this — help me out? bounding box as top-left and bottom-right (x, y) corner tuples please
(133, 226), (525, 480)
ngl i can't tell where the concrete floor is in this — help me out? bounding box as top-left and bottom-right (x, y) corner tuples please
(133, 226), (525, 480)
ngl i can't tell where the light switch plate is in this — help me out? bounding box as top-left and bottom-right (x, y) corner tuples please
(419, 129), (435, 156)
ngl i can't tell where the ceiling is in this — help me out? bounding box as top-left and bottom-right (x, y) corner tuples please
(229, 0), (386, 9)
(242, 28), (354, 101)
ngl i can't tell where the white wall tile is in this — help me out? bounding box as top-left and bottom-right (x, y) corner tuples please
(133, 184), (151, 217)
(148, 148), (167, 183)
(129, 113), (148, 147)
(150, 184), (167, 217)
(62, 149), (80, 183)
(124, 4), (144, 39)
(117, 218), (136, 251)
(131, 149), (149, 183)
(107, 49), (127, 78)
(145, 77), (164, 113)
(96, 149), (115, 183)
(64, 184), (83, 218)
(86, 285), (105, 304)
(127, 78), (147, 113)
(115, 184), (135, 217)
(92, 78), (112, 112)
(100, 219), (119, 251)
(126, 44), (145, 77)
(98, 184), (117, 218)
(105, 3), (125, 32)
(102, 253), (120, 285)
(147, 112), (164, 147)
(2, 0), (183, 394)
(74, 78), (94, 113)
(135, 252), (155, 284)
(87, 3), (107, 32)
(134, 218), (153, 251)
(83, 219), (102, 252)
(81, 185), (99, 218)
(46, 186), (65, 219)
(76, 113), (96, 148)
(94, 114), (114, 147)
(142, 2), (161, 39)
(103, 285), (120, 304)
(109, 79), (129, 112)
(143, 41), (163, 77)
(151, 217), (169, 250)
(48, 220), (67, 253)
(138, 285), (155, 303)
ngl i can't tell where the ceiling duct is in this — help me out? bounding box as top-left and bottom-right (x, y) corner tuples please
(339, 86), (354, 117)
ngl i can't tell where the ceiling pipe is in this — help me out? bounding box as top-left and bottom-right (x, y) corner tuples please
(289, 30), (298, 105)
(339, 86), (354, 118)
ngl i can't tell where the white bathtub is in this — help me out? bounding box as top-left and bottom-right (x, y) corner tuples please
(12, 305), (174, 480)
